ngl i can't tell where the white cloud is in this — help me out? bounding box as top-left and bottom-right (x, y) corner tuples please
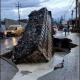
(1, 0), (75, 20)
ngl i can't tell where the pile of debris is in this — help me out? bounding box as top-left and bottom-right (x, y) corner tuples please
(7, 8), (53, 63)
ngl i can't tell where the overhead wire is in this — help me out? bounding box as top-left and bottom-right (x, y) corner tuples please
(63, 0), (75, 19)
(1, 0), (50, 9)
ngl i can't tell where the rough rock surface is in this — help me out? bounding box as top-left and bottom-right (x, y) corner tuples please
(11, 8), (53, 63)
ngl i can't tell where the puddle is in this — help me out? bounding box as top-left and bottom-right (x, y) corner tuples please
(21, 71), (32, 75)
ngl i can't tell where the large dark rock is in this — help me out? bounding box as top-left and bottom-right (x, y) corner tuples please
(7, 8), (53, 63)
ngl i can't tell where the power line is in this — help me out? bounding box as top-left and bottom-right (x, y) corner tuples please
(67, 0), (75, 13)
(1, 0), (49, 9)
(69, 0), (75, 10)
(63, 0), (75, 20)
(16, 2), (21, 24)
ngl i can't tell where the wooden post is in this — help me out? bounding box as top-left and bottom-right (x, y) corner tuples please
(76, 0), (78, 28)
(16, 2), (21, 25)
(79, 3), (80, 28)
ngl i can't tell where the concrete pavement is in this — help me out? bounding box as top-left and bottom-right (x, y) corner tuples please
(38, 32), (80, 80)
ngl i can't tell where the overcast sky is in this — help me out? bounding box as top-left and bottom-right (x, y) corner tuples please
(1, 0), (75, 20)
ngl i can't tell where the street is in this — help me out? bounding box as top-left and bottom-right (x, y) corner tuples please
(0, 31), (70, 55)
(1, 0), (80, 80)
(2, 31), (79, 80)
(10, 32), (80, 80)
(0, 37), (19, 55)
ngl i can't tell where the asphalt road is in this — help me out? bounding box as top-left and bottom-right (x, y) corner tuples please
(0, 37), (19, 55)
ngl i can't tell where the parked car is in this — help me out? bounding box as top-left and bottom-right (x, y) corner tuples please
(5, 25), (24, 36)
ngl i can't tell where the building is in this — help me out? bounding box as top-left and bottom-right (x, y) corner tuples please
(68, 0), (80, 33)
(4, 19), (27, 29)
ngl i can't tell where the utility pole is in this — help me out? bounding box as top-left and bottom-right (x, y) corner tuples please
(76, 0), (78, 28)
(78, 1), (80, 28)
(16, 2), (21, 25)
(71, 10), (74, 19)
(71, 10), (74, 28)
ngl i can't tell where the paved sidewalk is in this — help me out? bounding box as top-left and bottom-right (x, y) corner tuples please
(38, 32), (80, 80)
(54, 31), (71, 38)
